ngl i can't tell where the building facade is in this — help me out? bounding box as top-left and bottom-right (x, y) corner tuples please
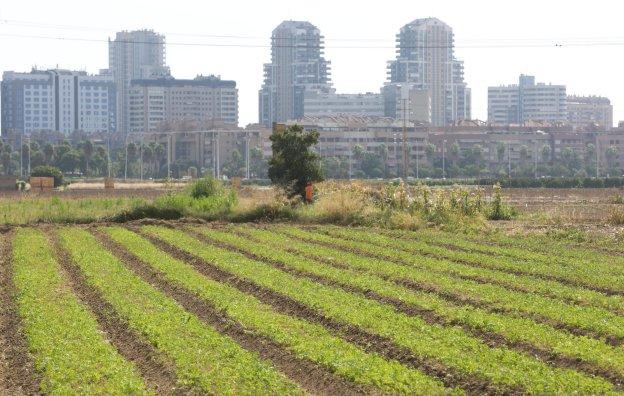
(488, 75), (567, 125)
(1, 69), (116, 135)
(567, 95), (613, 130)
(127, 75), (238, 133)
(258, 21), (332, 127)
(303, 89), (384, 117)
(383, 18), (471, 126)
(108, 29), (169, 134)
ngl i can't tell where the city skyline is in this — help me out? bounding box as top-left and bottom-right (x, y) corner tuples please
(0, 0), (622, 129)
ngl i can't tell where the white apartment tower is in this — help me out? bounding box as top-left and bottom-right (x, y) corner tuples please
(488, 75), (567, 125)
(383, 18), (471, 126)
(258, 21), (332, 127)
(1, 69), (116, 135)
(108, 29), (169, 134)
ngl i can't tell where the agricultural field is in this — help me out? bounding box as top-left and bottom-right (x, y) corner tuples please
(0, 223), (623, 394)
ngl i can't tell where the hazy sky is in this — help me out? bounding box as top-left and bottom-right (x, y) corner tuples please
(1, 0), (623, 127)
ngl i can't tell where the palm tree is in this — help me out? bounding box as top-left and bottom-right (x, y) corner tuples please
(378, 143), (389, 178)
(43, 143), (55, 165)
(82, 140), (94, 177)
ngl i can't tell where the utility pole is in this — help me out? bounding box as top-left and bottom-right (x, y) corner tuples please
(508, 141), (512, 178)
(348, 137), (352, 180)
(534, 139), (538, 179)
(139, 133), (144, 181)
(415, 133), (419, 180)
(19, 134), (23, 179)
(596, 139), (600, 178)
(442, 139), (446, 179)
(124, 134), (129, 180)
(166, 134), (171, 180)
(401, 98), (408, 179)
(27, 137), (31, 176)
(245, 131), (250, 179)
(215, 131), (220, 179)
(107, 134), (111, 178)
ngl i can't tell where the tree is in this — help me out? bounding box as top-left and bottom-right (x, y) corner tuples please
(541, 145), (551, 163)
(519, 145), (529, 166)
(222, 149), (245, 178)
(43, 143), (55, 165)
(497, 142), (506, 164)
(378, 144), (389, 177)
(268, 124), (323, 199)
(450, 142), (460, 165)
(360, 152), (383, 178)
(58, 150), (81, 173)
(249, 146), (267, 178)
(425, 143), (436, 162)
(605, 146), (619, 172)
(1, 145), (13, 175)
(82, 140), (94, 176)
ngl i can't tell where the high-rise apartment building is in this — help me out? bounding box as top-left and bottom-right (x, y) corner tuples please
(258, 21), (332, 127)
(128, 75), (238, 132)
(383, 18), (471, 126)
(1, 69), (116, 135)
(108, 29), (169, 134)
(488, 75), (567, 125)
(567, 95), (613, 130)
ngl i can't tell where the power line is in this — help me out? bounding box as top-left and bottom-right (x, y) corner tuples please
(2, 19), (624, 48)
(1, 32), (623, 49)
(3, 18), (624, 44)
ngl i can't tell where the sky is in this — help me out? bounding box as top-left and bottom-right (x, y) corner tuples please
(1, 0), (623, 128)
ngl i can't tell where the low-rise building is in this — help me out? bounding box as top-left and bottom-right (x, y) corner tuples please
(128, 75), (238, 133)
(567, 95), (613, 130)
(303, 89), (383, 117)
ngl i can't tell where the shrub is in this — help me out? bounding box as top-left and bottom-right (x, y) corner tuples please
(487, 184), (515, 221)
(30, 166), (64, 187)
(187, 176), (221, 199)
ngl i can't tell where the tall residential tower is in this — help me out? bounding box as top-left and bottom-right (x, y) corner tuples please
(383, 18), (471, 126)
(108, 29), (169, 134)
(258, 21), (331, 127)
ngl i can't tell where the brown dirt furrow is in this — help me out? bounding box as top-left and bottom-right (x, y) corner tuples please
(135, 226), (520, 396)
(0, 230), (41, 395)
(197, 228), (624, 388)
(323, 231), (624, 297)
(94, 229), (366, 396)
(49, 230), (184, 395)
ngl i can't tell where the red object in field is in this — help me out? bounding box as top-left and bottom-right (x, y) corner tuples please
(305, 182), (313, 203)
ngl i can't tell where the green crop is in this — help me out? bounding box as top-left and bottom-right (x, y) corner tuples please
(280, 226), (624, 340)
(12, 228), (148, 395)
(229, 226), (624, 380)
(145, 225), (615, 395)
(58, 228), (302, 395)
(105, 226), (450, 395)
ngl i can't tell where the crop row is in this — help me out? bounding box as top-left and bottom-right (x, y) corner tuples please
(11, 229), (148, 395)
(313, 227), (624, 315)
(315, 226), (624, 294)
(280, 226), (624, 340)
(106, 226), (450, 395)
(58, 228), (302, 395)
(144, 225), (614, 394)
(207, 225), (624, 381)
(377, 227), (624, 277)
